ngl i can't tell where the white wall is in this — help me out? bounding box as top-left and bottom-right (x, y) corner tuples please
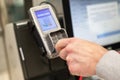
(0, 35), (10, 80)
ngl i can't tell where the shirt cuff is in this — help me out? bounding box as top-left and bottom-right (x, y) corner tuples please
(96, 50), (120, 80)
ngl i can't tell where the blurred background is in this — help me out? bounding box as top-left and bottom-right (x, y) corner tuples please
(5, 0), (25, 22)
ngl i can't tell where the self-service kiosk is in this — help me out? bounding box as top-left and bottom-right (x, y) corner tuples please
(5, 20), (76, 80)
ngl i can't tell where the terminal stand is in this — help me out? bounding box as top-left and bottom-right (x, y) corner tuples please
(13, 20), (76, 80)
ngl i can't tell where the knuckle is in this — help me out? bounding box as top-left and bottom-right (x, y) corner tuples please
(65, 44), (73, 53)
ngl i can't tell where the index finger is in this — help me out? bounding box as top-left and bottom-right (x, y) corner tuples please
(55, 38), (71, 52)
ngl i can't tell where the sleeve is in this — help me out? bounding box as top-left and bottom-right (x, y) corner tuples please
(96, 50), (120, 80)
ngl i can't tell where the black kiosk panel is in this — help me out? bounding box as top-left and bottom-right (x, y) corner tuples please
(13, 20), (75, 80)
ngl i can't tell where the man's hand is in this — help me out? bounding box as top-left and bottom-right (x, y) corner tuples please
(55, 38), (108, 76)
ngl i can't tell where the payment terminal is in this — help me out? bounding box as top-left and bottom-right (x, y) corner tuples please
(29, 4), (68, 59)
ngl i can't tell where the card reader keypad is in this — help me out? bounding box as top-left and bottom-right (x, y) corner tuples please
(50, 29), (68, 46)
(46, 29), (68, 53)
(51, 32), (67, 45)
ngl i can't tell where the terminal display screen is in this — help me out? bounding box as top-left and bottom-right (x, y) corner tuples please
(35, 8), (57, 31)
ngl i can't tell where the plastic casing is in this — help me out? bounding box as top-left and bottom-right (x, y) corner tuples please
(29, 4), (63, 59)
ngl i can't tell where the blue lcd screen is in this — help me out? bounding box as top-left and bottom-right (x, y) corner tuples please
(35, 8), (57, 31)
